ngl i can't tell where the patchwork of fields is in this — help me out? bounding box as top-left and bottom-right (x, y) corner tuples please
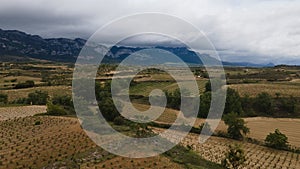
(153, 128), (300, 169)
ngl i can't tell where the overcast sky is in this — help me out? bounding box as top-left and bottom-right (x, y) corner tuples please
(0, 0), (299, 64)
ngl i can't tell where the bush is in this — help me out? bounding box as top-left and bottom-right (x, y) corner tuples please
(113, 116), (125, 125)
(0, 94), (8, 104)
(222, 144), (246, 169)
(46, 102), (67, 116)
(254, 92), (273, 115)
(280, 96), (297, 114)
(14, 80), (35, 89)
(52, 95), (73, 106)
(99, 98), (120, 121)
(265, 129), (289, 150)
(223, 112), (249, 140)
(165, 89), (181, 110)
(34, 121), (41, 125)
(10, 78), (17, 82)
(224, 88), (243, 115)
(27, 90), (48, 105)
(198, 92), (211, 118)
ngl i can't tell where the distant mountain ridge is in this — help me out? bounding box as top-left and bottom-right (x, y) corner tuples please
(0, 28), (274, 67)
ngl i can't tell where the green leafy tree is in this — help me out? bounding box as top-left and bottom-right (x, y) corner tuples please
(113, 116), (125, 125)
(198, 92), (211, 118)
(241, 94), (255, 117)
(51, 95), (75, 114)
(224, 88), (243, 115)
(0, 94), (8, 104)
(223, 112), (249, 140)
(96, 81), (122, 122)
(27, 90), (48, 105)
(222, 144), (246, 169)
(254, 92), (273, 115)
(46, 102), (67, 115)
(265, 129), (289, 150)
(166, 89), (181, 110)
(14, 80), (35, 89)
(280, 96), (297, 114)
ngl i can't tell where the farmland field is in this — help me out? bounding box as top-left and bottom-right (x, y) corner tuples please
(2, 86), (71, 102)
(153, 127), (300, 169)
(229, 83), (300, 97)
(0, 115), (222, 169)
(0, 116), (96, 169)
(2, 61), (300, 169)
(0, 105), (46, 121)
(144, 102), (300, 148)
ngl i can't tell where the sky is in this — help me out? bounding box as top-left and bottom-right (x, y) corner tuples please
(0, 0), (299, 64)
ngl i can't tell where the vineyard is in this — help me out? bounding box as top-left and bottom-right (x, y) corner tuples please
(153, 128), (300, 169)
(0, 105), (46, 121)
(2, 86), (72, 102)
(0, 116), (96, 169)
(228, 83), (300, 97)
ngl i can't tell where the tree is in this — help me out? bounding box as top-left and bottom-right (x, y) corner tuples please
(96, 81), (123, 122)
(223, 112), (249, 140)
(241, 94), (256, 117)
(27, 90), (48, 105)
(254, 92), (273, 115)
(222, 144), (246, 169)
(0, 94), (8, 104)
(224, 88), (243, 115)
(198, 92), (211, 118)
(99, 97), (120, 121)
(265, 129), (289, 150)
(46, 102), (67, 115)
(51, 95), (75, 114)
(166, 89), (181, 110)
(280, 96), (297, 114)
(14, 80), (35, 89)
(113, 116), (125, 125)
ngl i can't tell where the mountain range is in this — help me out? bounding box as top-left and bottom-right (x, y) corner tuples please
(0, 28), (274, 67)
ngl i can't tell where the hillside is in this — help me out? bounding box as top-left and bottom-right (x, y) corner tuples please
(0, 28), (274, 67)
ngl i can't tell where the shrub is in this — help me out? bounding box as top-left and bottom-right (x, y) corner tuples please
(34, 121), (41, 125)
(0, 94), (8, 104)
(280, 96), (297, 114)
(46, 102), (67, 115)
(10, 78), (17, 82)
(113, 116), (125, 125)
(222, 144), (246, 169)
(198, 92), (211, 118)
(223, 112), (249, 140)
(14, 80), (35, 89)
(27, 90), (48, 105)
(254, 92), (273, 115)
(265, 129), (289, 150)
(224, 88), (243, 115)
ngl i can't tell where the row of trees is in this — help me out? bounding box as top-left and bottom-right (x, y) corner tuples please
(201, 81), (298, 118)
(11, 90), (48, 105)
(14, 80), (35, 89)
(46, 95), (74, 116)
